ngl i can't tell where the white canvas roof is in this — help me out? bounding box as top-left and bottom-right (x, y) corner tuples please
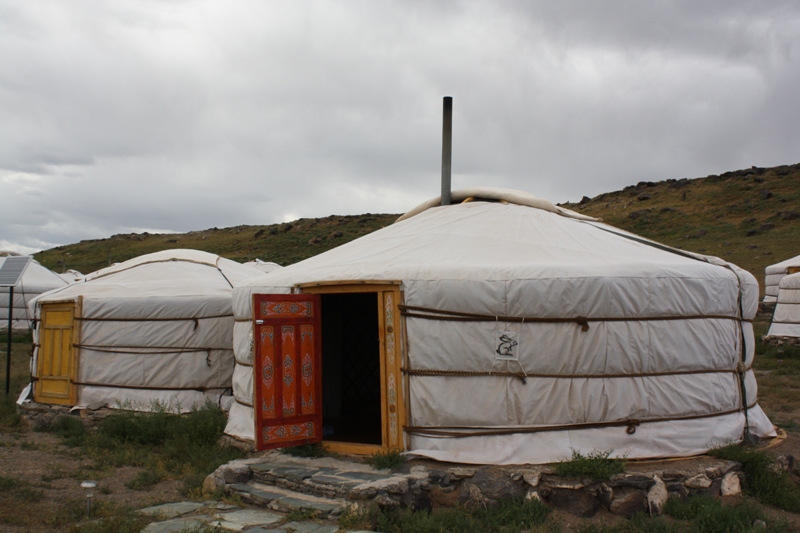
(27, 249), (275, 412)
(57, 270), (85, 284)
(0, 252), (68, 330)
(225, 188), (774, 464)
(764, 254), (800, 303)
(766, 272), (800, 337)
(243, 259), (282, 274)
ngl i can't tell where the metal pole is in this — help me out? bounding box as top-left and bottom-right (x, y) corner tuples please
(6, 285), (12, 395)
(441, 96), (453, 206)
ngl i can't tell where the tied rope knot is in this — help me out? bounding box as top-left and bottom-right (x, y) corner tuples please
(626, 420), (640, 434)
(576, 317), (590, 332)
(736, 361), (747, 374)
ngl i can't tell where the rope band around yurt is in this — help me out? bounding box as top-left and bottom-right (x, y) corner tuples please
(399, 304), (748, 330)
(404, 401), (758, 439)
(402, 366), (750, 380)
(28, 376), (228, 392)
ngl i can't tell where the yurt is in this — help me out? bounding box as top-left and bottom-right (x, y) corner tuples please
(224, 189), (774, 464)
(26, 249), (273, 412)
(763, 254), (800, 304)
(765, 272), (800, 340)
(243, 259), (282, 274)
(1, 252), (68, 331)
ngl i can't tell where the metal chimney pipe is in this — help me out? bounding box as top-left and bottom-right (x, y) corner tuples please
(441, 96), (453, 205)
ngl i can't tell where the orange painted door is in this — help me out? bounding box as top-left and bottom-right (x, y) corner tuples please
(253, 294), (322, 450)
(35, 303), (77, 405)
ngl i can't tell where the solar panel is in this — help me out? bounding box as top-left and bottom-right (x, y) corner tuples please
(0, 256), (32, 287)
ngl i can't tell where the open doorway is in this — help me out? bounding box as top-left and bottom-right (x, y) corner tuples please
(320, 292), (382, 445)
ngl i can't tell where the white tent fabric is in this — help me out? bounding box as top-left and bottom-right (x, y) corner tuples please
(1, 252), (68, 330)
(243, 259), (282, 274)
(766, 272), (800, 337)
(764, 254), (800, 303)
(225, 188), (774, 464)
(58, 270), (85, 284)
(29, 249), (274, 412)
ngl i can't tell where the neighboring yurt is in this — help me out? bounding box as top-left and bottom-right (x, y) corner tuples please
(225, 188), (774, 464)
(243, 259), (282, 274)
(764, 254), (800, 304)
(765, 272), (800, 340)
(1, 251), (68, 331)
(26, 249), (274, 412)
(58, 269), (85, 284)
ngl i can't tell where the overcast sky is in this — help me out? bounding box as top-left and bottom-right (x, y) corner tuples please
(2, 1), (799, 254)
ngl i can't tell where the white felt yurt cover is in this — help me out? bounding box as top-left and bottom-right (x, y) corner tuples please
(1, 252), (68, 330)
(766, 272), (800, 338)
(764, 254), (800, 303)
(226, 188), (774, 464)
(243, 259), (282, 274)
(27, 249), (274, 412)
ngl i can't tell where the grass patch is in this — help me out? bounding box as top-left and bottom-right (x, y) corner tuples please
(45, 402), (247, 495)
(365, 449), (405, 470)
(125, 469), (162, 490)
(377, 497), (551, 533)
(578, 513), (680, 532)
(708, 444), (800, 512)
(553, 449), (626, 479)
(46, 415), (88, 447)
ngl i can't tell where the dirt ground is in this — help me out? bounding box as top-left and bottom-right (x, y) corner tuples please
(2, 418), (800, 532)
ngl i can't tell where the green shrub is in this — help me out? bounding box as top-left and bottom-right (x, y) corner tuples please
(664, 495), (763, 533)
(48, 415), (87, 447)
(553, 449), (626, 479)
(708, 444), (800, 512)
(365, 450), (405, 470)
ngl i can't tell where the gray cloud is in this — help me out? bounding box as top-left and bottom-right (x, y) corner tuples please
(2, 0), (799, 254)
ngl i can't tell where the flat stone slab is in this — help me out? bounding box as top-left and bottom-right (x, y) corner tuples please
(230, 483), (288, 504)
(216, 509), (283, 527)
(274, 496), (339, 514)
(281, 522), (339, 533)
(141, 517), (207, 533)
(138, 501), (206, 519)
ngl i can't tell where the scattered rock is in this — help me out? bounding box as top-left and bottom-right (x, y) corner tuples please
(609, 489), (647, 518)
(720, 472), (741, 496)
(580, 196), (591, 204)
(753, 176), (765, 183)
(283, 224), (293, 232)
(330, 231), (344, 239)
(759, 223), (775, 231)
(647, 476), (668, 516)
(779, 211), (800, 220)
(269, 228), (279, 235)
(760, 190), (773, 200)
(684, 474), (712, 489)
(746, 229), (758, 237)
(753, 519), (767, 530)
(608, 474), (656, 490)
(547, 489), (600, 518)
(637, 193), (652, 201)
(747, 245), (758, 249)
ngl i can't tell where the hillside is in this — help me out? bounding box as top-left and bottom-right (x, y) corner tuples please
(34, 162), (800, 293)
(560, 162), (800, 291)
(35, 213), (399, 275)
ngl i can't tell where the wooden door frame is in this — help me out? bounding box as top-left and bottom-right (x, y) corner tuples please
(34, 297), (82, 405)
(298, 281), (406, 455)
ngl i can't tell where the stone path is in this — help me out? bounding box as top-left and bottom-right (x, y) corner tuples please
(138, 500), (374, 533)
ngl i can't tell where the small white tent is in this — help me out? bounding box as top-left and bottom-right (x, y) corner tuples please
(27, 249), (273, 412)
(243, 259), (282, 274)
(1, 252), (68, 331)
(764, 254), (800, 304)
(224, 188), (774, 464)
(766, 272), (800, 339)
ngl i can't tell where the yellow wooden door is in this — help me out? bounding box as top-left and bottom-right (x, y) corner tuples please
(35, 302), (78, 405)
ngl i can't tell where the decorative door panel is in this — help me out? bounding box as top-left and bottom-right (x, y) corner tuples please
(35, 303), (78, 405)
(253, 294), (322, 450)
